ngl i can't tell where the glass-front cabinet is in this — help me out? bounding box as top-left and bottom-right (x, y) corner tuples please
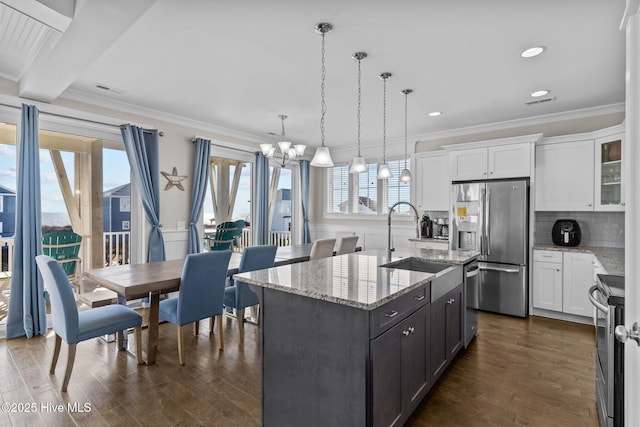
(594, 133), (624, 211)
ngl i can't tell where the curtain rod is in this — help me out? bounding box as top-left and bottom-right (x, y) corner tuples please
(191, 135), (256, 154)
(0, 102), (163, 136)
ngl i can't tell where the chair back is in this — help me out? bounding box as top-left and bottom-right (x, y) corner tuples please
(309, 238), (336, 260)
(210, 221), (237, 251)
(231, 219), (246, 249)
(336, 235), (359, 255)
(178, 250), (232, 324)
(35, 255), (79, 343)
(42, 231), (82, 279)
(239, 245), (277, 273)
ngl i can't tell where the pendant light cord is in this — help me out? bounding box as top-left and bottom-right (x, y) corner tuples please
(382, 77), (387, 163)
(404, 91), (408, 169)
(357, 56), (362, 157)
(320, 31), (327, 148)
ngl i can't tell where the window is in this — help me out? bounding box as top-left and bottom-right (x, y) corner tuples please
(325, 158), (411, 216)
(386, 159), (412, 214)
(356, 163), (378, 214)
(327, 165), (349, 213)
(119, 197), (131, 212)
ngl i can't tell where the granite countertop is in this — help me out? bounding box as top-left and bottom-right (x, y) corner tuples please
(408, 237), (449, 244)
(533, 244), (624, 276)
(233, 248), (479, 310)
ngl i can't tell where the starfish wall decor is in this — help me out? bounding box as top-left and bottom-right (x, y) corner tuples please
(161, 167), (188, 191)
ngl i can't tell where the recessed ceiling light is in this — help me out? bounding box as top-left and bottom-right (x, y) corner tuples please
(521, 46), (545, 58)
(428, 111), (442, 117)
(531, 90), (550, 97)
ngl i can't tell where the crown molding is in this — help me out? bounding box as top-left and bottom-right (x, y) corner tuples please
(412, 103), (625, 143)
(62, 88), (269, 145)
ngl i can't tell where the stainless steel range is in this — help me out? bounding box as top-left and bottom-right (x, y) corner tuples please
(588, 274), (624, 427)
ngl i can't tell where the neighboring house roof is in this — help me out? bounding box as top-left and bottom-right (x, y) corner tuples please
(338, 196), (377, 213)
(0, 184), (16, 195)
(103, 183), (130, 198)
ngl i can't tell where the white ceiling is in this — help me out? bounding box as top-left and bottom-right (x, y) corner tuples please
(0, 0), (628, 150)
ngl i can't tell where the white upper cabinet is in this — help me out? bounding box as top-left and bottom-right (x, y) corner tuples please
(535, 139), (595, 211)
(449, 148), (488, 181)
(413, 152), (450, 211)
(445, 135), (538, 182)
(594, 132), (624, 211)
(535, 125), (624, 212)
(487, 143), (531, 179)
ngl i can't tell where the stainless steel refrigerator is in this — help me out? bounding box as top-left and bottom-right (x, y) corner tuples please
(450, 179), (529, 317)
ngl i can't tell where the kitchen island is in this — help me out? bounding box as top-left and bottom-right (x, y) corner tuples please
(234, 248), (478, 427)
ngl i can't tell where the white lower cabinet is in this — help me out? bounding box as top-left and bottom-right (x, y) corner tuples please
(562, 252), (594, 316)
(532, 251), (563, 311)
(533, 249), (594, 317)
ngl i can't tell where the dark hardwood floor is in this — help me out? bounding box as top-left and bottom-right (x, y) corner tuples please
(0, 311), (598, 426)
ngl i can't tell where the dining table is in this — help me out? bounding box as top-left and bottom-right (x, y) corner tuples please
(83, 243), (325, 365)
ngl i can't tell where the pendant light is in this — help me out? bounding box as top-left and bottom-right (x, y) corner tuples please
(377, 72), (393, 180)
(310, 23), (334, 168)
(400, 89), (413, 182)
(349, 52), (367, 174)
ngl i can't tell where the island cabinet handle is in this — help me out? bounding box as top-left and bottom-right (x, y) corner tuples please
(385, 310), (399, 318)
(402, 327), (415, 336)
(413, 294), (425, 301)
(447, 298), (455, 305)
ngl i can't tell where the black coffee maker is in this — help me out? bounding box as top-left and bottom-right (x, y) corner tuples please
(421, 214), (433, 238)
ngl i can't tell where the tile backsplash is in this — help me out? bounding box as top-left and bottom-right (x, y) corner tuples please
(534, 211), (624, 248)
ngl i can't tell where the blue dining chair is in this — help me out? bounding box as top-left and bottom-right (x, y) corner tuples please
(224, 245), (277, 343)
(159, 250), (232, 365)
(35, 255), (143, 392)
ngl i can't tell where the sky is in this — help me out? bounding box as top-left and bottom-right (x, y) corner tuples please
(0, 143), (130, 214)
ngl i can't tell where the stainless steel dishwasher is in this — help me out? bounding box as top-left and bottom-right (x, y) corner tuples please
(464, 261), (479, 347)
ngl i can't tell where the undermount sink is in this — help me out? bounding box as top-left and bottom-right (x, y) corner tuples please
(380, 257), (452, 274)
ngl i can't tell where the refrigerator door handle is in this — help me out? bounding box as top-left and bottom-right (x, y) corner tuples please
(478, 265), (520, 273)
(485, 189), (490, 256)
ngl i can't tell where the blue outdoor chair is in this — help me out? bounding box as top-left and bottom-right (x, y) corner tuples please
(159, 250), (232, 365)
(224, 245), (277, 343)
(35, 255), (142, 392)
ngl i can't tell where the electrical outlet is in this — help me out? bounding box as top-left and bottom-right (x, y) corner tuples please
(177, 221), (185, 230)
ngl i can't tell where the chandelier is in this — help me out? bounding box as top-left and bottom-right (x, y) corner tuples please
(260, 115), (306, 168)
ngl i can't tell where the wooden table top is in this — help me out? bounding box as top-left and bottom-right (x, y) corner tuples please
(83, 245), (316, 300)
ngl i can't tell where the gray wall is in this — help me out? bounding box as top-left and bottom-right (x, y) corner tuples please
(534, 211), (624, 248)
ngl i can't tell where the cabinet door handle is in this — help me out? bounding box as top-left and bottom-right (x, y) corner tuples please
(385, 310), (399, 318)
(414, 294), (425, 301)
(447, 298), (455, 304)
(556, 269), (561, 272)
(402, 330), (410, 336)
(408, 326), (415, 333)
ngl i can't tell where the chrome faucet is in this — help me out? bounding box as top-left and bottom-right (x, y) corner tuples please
(388, 201), (420, 260)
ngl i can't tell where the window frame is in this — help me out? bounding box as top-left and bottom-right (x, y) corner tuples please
(324, 157), (412, 218)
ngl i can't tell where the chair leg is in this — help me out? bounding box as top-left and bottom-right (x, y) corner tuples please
(217, 314), (224, 351)
(209, 316), (215, 335)
(134, 326), (143, 365)
(177, 325), (185, 366)
(61, 343), (77, 392)
(237, 309), (245, 344)
(193, 320), (199, 336)
(50, 334), (62, 374)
